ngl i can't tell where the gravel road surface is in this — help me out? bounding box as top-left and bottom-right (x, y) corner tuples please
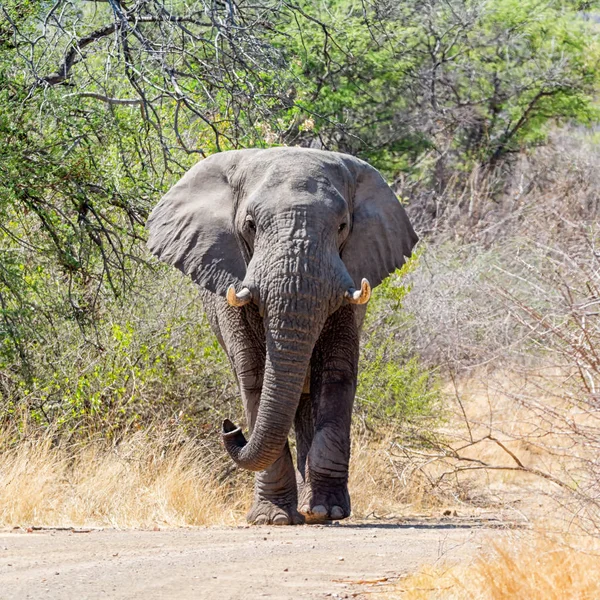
(0, 519), (506, 599)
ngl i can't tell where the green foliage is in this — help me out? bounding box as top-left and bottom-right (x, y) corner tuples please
(2, 271), (239, 439)
(357, 255), (442, 427)
(277, 0), (600, 178)
(0, 0), (597, 439)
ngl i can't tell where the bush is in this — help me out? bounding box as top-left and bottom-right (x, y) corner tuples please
(356, 256), (443, 429)
(390, 128), (600, 529)
(1, 269), (240, 441)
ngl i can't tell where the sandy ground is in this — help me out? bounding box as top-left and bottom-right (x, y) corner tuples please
(0, 519), (509, 599)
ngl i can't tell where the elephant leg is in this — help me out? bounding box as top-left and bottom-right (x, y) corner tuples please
(294, 392), (314, 498)
(244, 388), (304, 526)
(298, 305), (360, 522)
(202, 291), (303, 525)
(247, 443), (303, 525)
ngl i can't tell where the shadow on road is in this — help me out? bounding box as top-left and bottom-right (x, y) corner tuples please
(322, 518), (525, 530)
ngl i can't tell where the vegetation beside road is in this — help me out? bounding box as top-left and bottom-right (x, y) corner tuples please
(1, 1), (600, 552)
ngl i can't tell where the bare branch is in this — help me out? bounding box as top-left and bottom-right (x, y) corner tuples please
(41, 22), (119, 85)
(66, 92), (141, 105)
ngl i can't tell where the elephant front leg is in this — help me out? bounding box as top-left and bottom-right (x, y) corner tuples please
(242, 385), (304, 526)
(298, 382), (353, 522)
(294, 392), (314, 501)
(247, 442), (304, 525)
(298, 306), (359, 523)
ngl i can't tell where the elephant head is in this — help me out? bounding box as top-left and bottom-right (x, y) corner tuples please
(146, 148), (418, 471)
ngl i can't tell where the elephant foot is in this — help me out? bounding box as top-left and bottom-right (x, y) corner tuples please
(298, 479), (351, 523)
(246, 499), (305, 526)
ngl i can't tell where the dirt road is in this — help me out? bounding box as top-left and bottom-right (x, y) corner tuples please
(0, 519), (506, 599)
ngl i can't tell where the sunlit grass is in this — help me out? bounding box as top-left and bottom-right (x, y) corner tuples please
(381, 533), (600, 599)
(0, 430), (250, 528)
(0, 427), (409, 528)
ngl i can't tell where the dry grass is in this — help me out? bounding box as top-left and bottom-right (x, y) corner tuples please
(1, 368), (595, 529)
(0, 427), (410, 528)
(382, 533), (600, 599)
(380, 366), (600, 531)
(350, 432), (421, 518)
(0, 383), (566, 530)
(0, 430), (251, 528)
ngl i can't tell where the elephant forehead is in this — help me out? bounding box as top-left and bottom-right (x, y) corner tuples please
(244, 174), (349, 226)
(237, 150), (351, 198)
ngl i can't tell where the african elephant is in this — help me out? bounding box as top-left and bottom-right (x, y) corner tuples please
(146, 147), (418, 525)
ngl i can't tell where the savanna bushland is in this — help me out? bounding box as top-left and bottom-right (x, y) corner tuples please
(1, 1), (600, 595)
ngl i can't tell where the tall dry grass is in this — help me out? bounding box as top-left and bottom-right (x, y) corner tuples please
(349, 432), (414, 517)
(0, 430), (251, 528)
(383, 533), (600, 599)
(2, 379), (583, 529)
(3, 370), (596, 530)
(0, 428), (414, 528)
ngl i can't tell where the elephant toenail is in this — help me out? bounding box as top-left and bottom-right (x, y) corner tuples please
(311, 505), (328, 518)
(330, 506), (344, 519)
(273, 514), (289, 526)
(255, 515), (268, 525)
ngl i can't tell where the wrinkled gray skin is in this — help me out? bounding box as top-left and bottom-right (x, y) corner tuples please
(147, 148), (418, 525)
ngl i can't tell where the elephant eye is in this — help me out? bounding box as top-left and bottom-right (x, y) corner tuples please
(338, 222), (347, 233)
(245, 215), (256, 232)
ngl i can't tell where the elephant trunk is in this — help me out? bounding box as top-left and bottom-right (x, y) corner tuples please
(222, 253), (332, 471)
(222, 322), (315, 471)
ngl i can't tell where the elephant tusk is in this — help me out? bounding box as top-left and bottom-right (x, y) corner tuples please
(227, 286), (252, 307)
(345, 278), (371, 305)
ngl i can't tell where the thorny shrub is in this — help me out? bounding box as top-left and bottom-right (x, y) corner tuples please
(391, 130), (600, 531)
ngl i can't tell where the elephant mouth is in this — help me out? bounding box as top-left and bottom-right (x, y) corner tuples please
(226, 277), (371, 309)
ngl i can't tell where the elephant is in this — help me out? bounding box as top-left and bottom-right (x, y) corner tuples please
(146, 147), (418, 525)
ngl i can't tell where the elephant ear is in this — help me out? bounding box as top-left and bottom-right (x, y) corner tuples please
(146, 152), (246, 295)
(342, 158), (418, 289)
